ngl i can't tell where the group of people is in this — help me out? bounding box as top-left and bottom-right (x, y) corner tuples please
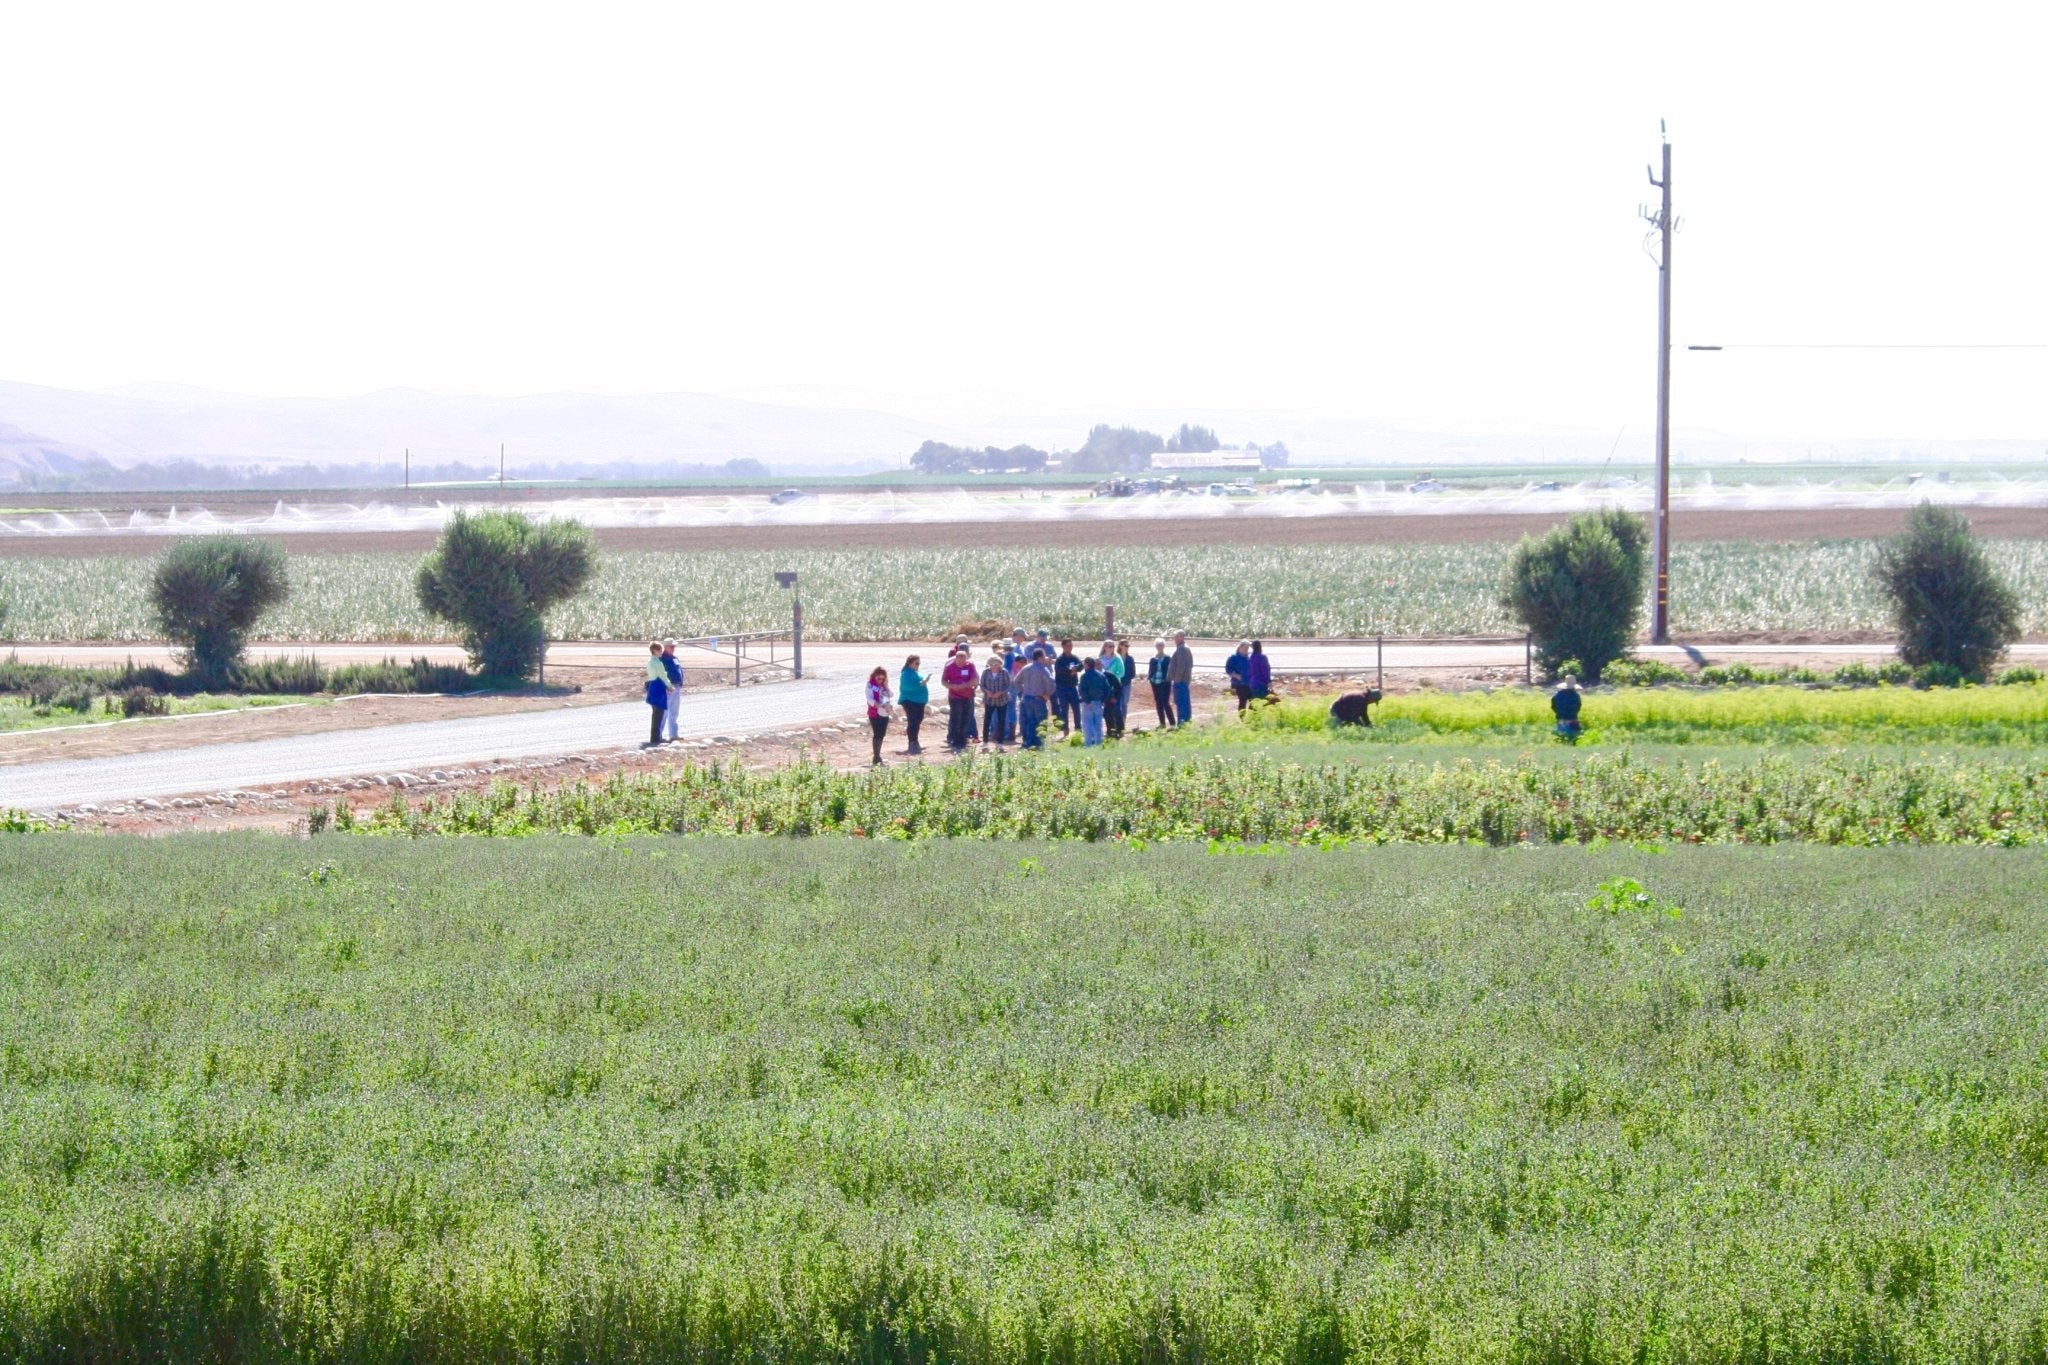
(864, 627), (1203, 765)
(645, 631), (1587, 758)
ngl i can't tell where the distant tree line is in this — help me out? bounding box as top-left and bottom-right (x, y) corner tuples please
(921, 423), (1288, 475)
(908, 442), (1050, 475)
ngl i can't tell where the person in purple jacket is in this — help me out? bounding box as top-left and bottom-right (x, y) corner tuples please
(1247, 639), (1272, 705)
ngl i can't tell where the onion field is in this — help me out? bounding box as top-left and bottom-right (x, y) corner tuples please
(4, 539), (2045, 642)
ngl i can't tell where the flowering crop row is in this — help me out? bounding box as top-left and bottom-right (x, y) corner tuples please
(345, 750), (2048, 847)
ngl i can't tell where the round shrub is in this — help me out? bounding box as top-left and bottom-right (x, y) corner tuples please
(149, 537), (291, 687)
(1498, 509), (1650, 684)
(1872, 502), (2021, 682)
(415, 512), (596, 682)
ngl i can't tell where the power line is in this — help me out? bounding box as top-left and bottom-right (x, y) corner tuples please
(1689, 343), (2048, 351)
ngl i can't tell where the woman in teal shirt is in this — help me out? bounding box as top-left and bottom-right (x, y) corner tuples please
(897, 655), (931, 755)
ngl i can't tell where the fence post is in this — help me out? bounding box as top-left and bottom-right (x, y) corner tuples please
(793, 597), (804, 679)
(1377, 634), (1383, 692)
(1525, 633), (1532, 686)
(735, 644), (743, 689)
(1104, 604), (1114, 639)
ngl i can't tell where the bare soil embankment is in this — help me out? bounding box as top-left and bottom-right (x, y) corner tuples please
(6, 505), (2046, 559)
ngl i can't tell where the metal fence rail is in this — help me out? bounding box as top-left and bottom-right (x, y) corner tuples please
(669, 627), (802, 689)
(1190, 634), (1535, 689)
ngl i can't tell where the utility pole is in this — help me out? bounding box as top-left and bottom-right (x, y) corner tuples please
(499, 442), (506, 486)
(404, 447), (409, 491)
(1643, 124), (1674, 644)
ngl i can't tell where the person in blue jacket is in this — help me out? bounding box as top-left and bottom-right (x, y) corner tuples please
(643, 640), (670, 747)
(1077, 655), (1113, 746)
(1225, 639), (1252, 714)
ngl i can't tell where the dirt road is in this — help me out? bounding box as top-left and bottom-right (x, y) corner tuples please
(0, 668), (864, 812)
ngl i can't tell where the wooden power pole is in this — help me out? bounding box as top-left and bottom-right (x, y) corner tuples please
(1644, 126), (1674, 644)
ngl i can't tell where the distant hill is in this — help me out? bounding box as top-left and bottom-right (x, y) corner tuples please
(4, 379), (2036, 491)
(0, 380), (955, 472)
(0, 422), (118, 483)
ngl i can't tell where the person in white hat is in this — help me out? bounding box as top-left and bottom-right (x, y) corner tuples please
(659, 638), (684, 742)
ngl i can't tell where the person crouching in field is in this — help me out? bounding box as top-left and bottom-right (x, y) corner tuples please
(866, 667), (893, 765)
(1551, 675), (1583, 743)
(1078, 655), (1112, 746)
(659, 638), (684, 742)
(980, 648), (1012, 748)
(644, 641), (670, 747)
(1015, 647), (1054, 749)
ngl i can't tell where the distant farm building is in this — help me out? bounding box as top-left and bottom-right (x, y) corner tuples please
(1149, 452), (1263, 473)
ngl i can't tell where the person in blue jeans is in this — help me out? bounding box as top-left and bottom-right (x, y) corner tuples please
(1168, 630), (1195, 726)
(1077, 655), (1112, 746)
(1053, 638), (1083, 735)
(1014, 646), (1055, 749)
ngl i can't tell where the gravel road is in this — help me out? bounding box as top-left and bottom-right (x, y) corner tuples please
(1, 670), (862, 811)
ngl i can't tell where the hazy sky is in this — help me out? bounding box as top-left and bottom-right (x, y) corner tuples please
(3, 2), (2043, 441)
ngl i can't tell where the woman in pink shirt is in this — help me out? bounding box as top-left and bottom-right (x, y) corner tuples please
(865, 667), (892, 766)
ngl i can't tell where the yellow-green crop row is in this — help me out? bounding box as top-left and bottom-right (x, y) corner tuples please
(1230, 681), (2048, 745)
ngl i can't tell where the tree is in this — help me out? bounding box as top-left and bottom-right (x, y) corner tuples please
(1165, 424), (1220, 454)
(1871, 501), (2020, 682)
(1497, 509), (1649, 684)
(148, 536), (292, 686)
(1070, 425), (1165, 474)
(415, 511), (597, 681)
(910, 440), (975, 474)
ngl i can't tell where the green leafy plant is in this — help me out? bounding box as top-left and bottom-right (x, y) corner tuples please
(148, 536), (291, 686)
(1498, 509), (1649, 684)
(1586, 876), (1681, 917)
(1872, 502), (2022, 682)
(415, 511), (596, 681)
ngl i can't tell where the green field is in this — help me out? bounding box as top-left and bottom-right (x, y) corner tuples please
(6, 539), (2047, 642)
(2, 838), (2046, 1362)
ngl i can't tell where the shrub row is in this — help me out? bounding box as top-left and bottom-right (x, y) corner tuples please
(0, 652), (475, 709)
